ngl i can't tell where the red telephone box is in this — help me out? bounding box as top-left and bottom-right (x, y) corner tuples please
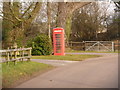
(53, 28), (65, 55)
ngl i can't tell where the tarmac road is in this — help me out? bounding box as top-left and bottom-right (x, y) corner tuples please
(32, 59), (79, 66)
(16, 53), (118, 88)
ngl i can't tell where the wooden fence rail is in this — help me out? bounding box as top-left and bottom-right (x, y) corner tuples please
(68, 41), (119, 51)
(84, 41), (114, 51)
(0, 47), (32, 65)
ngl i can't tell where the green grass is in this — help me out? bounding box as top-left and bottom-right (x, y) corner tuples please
(32, 54), (101, 61)
(2, 61), (54, 88)
(65, 48), (119, 53)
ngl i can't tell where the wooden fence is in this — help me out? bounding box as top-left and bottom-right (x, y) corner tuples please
(84, 41), (114, 51)
(0, 47), (32, 65)
(68, 41), (85, 50)
(68, 41), (119, 51)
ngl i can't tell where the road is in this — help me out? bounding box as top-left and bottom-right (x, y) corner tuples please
(31, 53), (116, 66)
(16, 53), (118, 88)
(32, 59), (79, 66)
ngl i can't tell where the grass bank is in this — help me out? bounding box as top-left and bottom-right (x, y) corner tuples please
(2, 61), (54, 88)
(32, 54), (101, 61)
(65, 49), (118, 53)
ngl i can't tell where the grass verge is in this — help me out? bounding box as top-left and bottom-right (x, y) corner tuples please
(2, 61), (54, 88)
(32, 54), (101, 61)
(65, 48), (119, 53)
(66, 50), (118, 53)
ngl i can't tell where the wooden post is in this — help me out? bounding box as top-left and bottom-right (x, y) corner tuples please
(6, 47), (10, 65)
(10, 47), (12, 60)
(27, 48), (31, 61)
(19, 47), (22, 61)
(85, 42), (86, 51)
(112, 42), (114, 52)
(98, 41), (100, 51)
(70, 41), (72, 48)
(83, 41), (85, 51)
(5, 52), (7, 62)
(14, 47), (17, 65)
(22, 47), (24, 62)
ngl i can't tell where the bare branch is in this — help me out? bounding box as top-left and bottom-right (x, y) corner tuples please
(0, 10), (13, 15)
(9, 2), (22, 22)
(20, 3), (34, 18)
(27, 2), (41, 20)
(24, 2), (42, 31)
(115, 2), (120, 9)
(0, 14), (15, 23)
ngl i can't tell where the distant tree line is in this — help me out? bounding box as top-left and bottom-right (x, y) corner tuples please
(70, 2), (120, 42)
(1, 1), (89, 49)
(1, 1), (119, 49)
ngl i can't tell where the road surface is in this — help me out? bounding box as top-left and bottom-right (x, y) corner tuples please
(16, 53), (118, 88)
(32, 59), (79, 66)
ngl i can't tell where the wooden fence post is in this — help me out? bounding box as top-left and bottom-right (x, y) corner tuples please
(6, 47), (10, 65)
(112, 42), (115, 52)
(19, 47), (22, 61)
(27, 48), (31, 61)
(84, 41), (86, 51)
(70, 41), (72, 48)
(98, 41), (100, 51)
(22, 47), (24, 62)
(10, 47), (12, 61)
(14, 47), (17, 65)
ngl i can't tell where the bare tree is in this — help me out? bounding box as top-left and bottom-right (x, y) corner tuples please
(56, 2), (90, 28)
(1, 1), (42, 48)
(71, 2), (111, 41)
(47, 2), (51, 38)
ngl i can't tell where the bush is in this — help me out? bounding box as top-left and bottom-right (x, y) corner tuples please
(27, 34), (52, 55)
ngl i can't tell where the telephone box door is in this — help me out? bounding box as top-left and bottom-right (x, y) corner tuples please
(53, 28), (65, 55)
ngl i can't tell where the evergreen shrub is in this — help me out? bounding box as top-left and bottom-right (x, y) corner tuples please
(27, 34), (52, 55)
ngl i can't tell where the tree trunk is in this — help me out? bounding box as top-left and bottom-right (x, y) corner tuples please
(2, 2), (13, 48)
(56, 2), (90, 46)
(47, 2), (51, 38)
(56, 2), (67, 29)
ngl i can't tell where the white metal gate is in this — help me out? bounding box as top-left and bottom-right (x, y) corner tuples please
(85, 41), (114, 51)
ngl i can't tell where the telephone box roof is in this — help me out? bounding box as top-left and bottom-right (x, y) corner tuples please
(53, 28), (64, 30)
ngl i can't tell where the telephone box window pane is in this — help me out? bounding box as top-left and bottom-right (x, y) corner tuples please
(56, 38), (61, 42)
(56, 45), (61, 49)
(56, 39), (61, 45)
(56, 44), (61, 53)
(55, 34), (61, 38)
(56, 47), (61, 52)
(55, 34), (62, 53)
(56, 50), (61, 53)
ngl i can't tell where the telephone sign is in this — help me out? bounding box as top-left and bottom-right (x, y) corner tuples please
(53, 28), (65, 55)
